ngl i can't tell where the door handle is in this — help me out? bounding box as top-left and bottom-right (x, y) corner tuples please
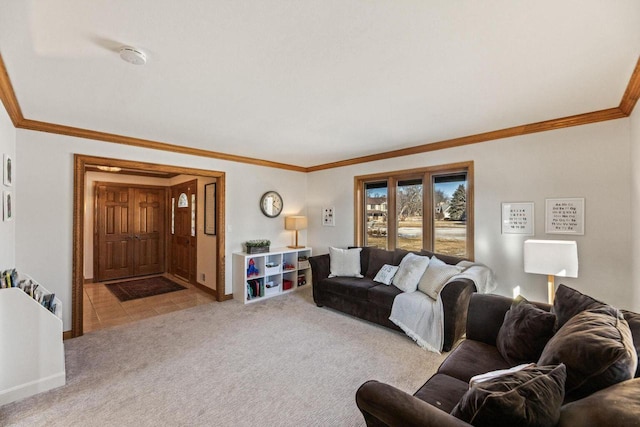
(134, 235), (140, 239)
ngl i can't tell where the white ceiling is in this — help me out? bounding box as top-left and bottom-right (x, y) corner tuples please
(1, 1), (639, 168)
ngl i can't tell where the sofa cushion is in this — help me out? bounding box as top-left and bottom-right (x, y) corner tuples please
(318, 277), (377, 300)
(438, 339), (510, 383)
(622, 310), (640, 378)
(496, 295), (556, 365)
(553, 284), (615, 330)
(368, 283), (402, 307)
(328, 247), (363, 278)
(392, 253), (431, 292)
(538, 307), (638, 400)
(418, 256), (464, 299)
(413, 373), (470, 414)
(557, 378), (640, 427)
(451, 364), (566, 427)
(365, 248), (396, 278)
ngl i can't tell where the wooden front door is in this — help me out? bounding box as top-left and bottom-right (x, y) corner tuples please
(95, 183), (166, 281)
(170, 180), (197, 283)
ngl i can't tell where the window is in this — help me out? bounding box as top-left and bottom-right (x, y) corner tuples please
(355, 162), (473, 258)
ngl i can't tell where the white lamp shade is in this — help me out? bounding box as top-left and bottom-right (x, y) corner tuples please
(524, 240), (578, 278)
(285, 216), (307, 230)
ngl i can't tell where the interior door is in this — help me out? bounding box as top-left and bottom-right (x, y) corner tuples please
(95, 183), (166, 282)
(133, 187), (166, 276)
(95, 184), (134, 281)
(170, 180), (197, 283)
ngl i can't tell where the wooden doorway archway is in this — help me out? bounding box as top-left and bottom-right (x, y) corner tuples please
(72, 154), (227, 338)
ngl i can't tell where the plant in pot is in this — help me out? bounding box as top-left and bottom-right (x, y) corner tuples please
(245, 239), (271, 254)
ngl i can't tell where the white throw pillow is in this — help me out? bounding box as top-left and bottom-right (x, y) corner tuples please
(418, 256), (464, 299)
(373, 264), (399, 285)
(392, 253), (431, 293)
(328, 247), (363, 278)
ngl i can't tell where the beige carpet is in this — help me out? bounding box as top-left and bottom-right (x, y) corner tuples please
(1, 287), (446, 426)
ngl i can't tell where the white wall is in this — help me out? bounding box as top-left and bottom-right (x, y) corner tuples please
(308, 119), (636, 311)
(630, 105), (640, 311)
(15, 129), (308, 330)
(0, 105), (15, 267)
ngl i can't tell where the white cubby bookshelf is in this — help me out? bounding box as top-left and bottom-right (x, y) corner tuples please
(0, 274), (66, 406)
(233, 247), (312, 304)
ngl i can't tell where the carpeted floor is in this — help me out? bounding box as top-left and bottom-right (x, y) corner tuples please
(0, 286), (447, 427)
(105, 276), (187, 301)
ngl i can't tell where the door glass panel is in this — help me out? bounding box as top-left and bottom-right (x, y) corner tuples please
(191, 194), (196, 237)
(178, 193), (188, 208)
(364, 182), (388, 249)
(396, 179), (423, 251)
(171, 197), (175, 234)
(433, 173), (467, 257)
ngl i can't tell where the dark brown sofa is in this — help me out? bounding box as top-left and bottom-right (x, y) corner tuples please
(356, 289), (640, 427)
(309, 247), (476, 352)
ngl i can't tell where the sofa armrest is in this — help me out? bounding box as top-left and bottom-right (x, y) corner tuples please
(356, 380), (471, 427)
(309, 254), (330, 306)
(440, 278), (476, 351)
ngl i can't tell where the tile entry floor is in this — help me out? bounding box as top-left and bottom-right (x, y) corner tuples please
(83, 274), (217, 333)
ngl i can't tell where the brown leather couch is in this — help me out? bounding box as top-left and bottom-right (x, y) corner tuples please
(356, 291), (640, 427)
(309, 247), (476, 352)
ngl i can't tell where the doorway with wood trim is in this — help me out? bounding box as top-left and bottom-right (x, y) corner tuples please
(72, 155), (227, 339)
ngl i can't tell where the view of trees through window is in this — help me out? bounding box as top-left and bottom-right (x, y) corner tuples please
(361, 166), (470, 257)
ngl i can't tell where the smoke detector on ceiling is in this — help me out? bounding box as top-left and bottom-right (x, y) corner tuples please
(119, 46), (147, 65)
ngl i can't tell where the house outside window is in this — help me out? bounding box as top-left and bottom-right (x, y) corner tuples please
(355, 162), (474, 259)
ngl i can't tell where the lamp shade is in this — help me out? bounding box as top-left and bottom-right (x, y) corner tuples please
(524, 240), (578, 278)
(285, 216), (307, 231)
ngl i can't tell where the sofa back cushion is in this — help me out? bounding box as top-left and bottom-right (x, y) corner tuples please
(621, 310), (640, 378)
(553, 284), (617, 331)
(538, 307), (637, 400)
(363, 247), (395, 278)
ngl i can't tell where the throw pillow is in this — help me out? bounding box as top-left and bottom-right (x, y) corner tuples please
(538, 307), (638, 399)
(553, 284), (616, 330)
(392, 253), (430, 293)
(496, 296), (556, 365)
(372, 264), (399, 285)
(417, 256), (464, 299)
(328, 247), (363, 278)
(451, 364), (567, 427)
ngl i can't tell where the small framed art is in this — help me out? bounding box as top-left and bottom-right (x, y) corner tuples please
(545, 198), (584, 235)
(3, 154), (13, 187)
(501, 202), (534, 235)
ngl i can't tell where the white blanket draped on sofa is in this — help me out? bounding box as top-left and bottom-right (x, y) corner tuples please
(389, 263), (497, 353)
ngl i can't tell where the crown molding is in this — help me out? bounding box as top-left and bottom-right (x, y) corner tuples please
(1, 53), (639, 173)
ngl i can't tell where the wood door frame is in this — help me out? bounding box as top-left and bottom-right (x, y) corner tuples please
(73, 154), (227, 338)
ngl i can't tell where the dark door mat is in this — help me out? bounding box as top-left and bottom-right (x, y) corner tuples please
(105, 276), (187, 302)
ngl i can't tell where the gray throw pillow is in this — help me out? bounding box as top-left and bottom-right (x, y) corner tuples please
(392, 253), (430, 293)
(451, 364), (566, 427)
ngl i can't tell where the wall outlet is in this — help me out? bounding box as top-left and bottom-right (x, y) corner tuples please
(322, 207), (335, 226)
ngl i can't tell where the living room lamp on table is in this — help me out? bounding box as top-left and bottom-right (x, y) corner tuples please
(524, 239), (578, 304)
(285, 215), (307, 249)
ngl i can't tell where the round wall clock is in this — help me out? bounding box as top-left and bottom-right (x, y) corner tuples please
(260, 191), (283, 218)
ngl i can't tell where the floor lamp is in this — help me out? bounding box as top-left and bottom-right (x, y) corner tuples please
(285, 216), (307, 249)
(524, 239), (578, 304)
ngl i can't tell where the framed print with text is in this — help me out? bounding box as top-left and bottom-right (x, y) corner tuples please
(545, 198), (584, 235)
(501, 202), (534, 235)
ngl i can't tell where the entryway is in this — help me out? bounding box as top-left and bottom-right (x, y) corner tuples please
(72, 155), (227, 338)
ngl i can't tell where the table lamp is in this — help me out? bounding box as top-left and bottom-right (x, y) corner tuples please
(524, 239), (578, 304)
(285, 216), (307, 249)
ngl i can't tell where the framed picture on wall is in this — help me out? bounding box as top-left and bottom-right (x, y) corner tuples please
(204, 183), (216, 235)
(545, 198), (585, 235)
(501, 202), (534, 235)
(3, 154), (13, 187)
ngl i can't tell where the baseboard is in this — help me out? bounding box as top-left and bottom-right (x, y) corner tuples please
(83, 277), (94, 284)
(193, 281), (217, 297)
(219, 293), (234, 301)
(0, 371), (66, 406)
(63, 331), (73, 340)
